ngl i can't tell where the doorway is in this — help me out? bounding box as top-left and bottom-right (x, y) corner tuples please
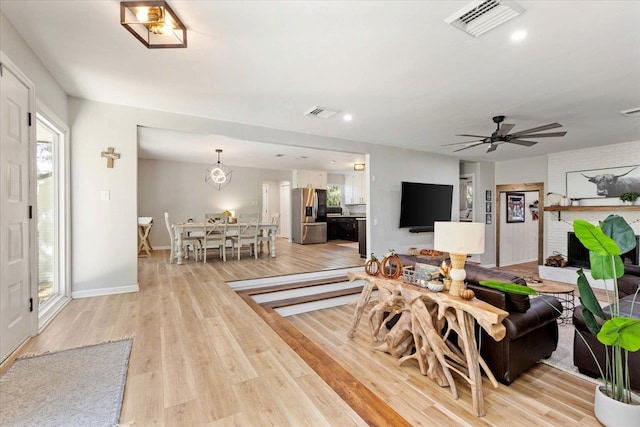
(495, 183), (545, 267)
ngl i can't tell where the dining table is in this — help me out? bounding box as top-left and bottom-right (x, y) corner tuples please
(172, 221), (278, 265)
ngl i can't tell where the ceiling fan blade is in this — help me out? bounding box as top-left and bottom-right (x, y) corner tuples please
(511, 123), (562, 136)
(497, 123), (515, 136)
(454, 142), (485, 152)
(509, 139), (539, 147)
(486, 144), (498, 153)
(456, 134), (490, 138)
(442, 139), (483, 146)
(512, 131), (567, 138)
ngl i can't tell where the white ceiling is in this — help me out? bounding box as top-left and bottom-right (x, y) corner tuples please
(2, 1), (639, 164)
(137, 127), (365, 172)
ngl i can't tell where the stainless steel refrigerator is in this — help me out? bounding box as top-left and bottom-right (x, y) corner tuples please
(292, 188), (327, 244)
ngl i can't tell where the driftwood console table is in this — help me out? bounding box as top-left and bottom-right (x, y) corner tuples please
(346, 271), (509, 417)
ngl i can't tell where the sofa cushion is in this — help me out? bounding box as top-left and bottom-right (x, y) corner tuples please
(619, 265), (640, 297)
(464, 265), (531, 313)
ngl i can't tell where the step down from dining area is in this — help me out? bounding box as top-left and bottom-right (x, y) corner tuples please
(232, 267), (369, 317)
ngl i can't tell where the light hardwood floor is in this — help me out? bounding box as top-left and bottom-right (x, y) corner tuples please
(6, 245), (601, 426)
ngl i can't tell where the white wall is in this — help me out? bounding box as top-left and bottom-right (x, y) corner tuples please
(495, 155), (547, 186)
(499, 191), (539, 266)
(367, 149), (460, 256)
(460, 161), (496, 265)
(0, 12), (68, 123)
(69, 97), (461, 295)
(138, 159), (290, 247)
(546, 140), (640, 259)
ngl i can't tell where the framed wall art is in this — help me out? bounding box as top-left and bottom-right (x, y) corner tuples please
(506, 192), (525, 223)
(485, 213), (492, 225)
(566, 165), (640, 199)
(485, 190), (492, 201)
(485, 201), (492, 213)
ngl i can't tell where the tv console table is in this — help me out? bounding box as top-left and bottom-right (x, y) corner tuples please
(346, 271), (508, 417)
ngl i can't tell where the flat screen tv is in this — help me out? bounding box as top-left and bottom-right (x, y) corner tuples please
(399, 181), (453, 232)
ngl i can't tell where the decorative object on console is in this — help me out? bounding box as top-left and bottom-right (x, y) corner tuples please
(407, 247), (419, 256)
(567, 165), (640, 199)
(205, 149), (233, 190)
(380, 250), (402, 279)
(427, 282), (444, 292)
(364, 254), (380, 276)
(120, 1), (187, 49)
(442, 115), (566, 153)
(434, 222), (485, 297)
(460, 288), (475, 300)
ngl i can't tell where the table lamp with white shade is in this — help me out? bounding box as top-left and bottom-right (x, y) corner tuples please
(433, 221), (485, 297)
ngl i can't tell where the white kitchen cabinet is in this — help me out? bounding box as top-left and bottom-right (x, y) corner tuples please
(292, 170), (327, 189)
(344, 172), (367, 204)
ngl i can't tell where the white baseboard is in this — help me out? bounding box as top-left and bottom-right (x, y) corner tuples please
(38, 295), (71, 332)
(153, 245), (171, 250)
(72, 284), (139, 299)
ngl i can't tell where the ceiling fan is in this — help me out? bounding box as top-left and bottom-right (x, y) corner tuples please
(443, 115), (567, 153)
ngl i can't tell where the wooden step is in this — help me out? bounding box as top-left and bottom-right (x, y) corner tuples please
(262, 286), (363, 309)
(241, 275), (350, 296)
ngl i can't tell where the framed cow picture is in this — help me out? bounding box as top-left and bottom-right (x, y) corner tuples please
(566, 165), (640, 199)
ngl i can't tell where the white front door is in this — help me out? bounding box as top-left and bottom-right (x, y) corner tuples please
(0, 64), (33, 362)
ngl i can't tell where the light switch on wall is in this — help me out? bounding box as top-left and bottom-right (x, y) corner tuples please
(101, 190), (110, 201)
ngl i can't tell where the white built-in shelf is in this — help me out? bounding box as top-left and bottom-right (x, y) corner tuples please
(544, 205), (640, 212)
(544, 204), (640, 220)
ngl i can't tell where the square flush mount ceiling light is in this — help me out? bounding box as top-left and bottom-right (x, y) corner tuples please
(120, 1), (187, 49)
(354, 163), (365, 171)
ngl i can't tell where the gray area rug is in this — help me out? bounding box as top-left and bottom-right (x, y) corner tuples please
(540, 323), (599, 385)
(0, 339), (132, 427)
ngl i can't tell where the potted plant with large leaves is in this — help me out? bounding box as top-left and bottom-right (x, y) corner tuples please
(481, 215), (640, 426)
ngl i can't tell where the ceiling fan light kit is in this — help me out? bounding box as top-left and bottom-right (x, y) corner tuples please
(120, 1), (187, 49)
(444, 115), (567, 153)
(205, 149), (233, 190)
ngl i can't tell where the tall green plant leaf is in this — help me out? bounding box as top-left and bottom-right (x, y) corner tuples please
(573, 219), (621, 255)
(478, 280), (537, 295)
(589, 252), (624, 280)
(600, 214), (637, 254)
(581, 307), (602, 337)
(576, 269), (605, 319)
(597, 317), (640, 352)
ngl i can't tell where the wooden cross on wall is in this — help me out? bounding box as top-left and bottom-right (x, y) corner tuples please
(101, 147), (121, 168)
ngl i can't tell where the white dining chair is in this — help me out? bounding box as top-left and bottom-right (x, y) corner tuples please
(257, 213), (279, 255)
(164, 212), (201, 263)
(203, 212), (231, 263)
(230, 213), (260, 260)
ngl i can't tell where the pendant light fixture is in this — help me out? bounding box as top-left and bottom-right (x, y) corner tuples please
(206, 149), (233, 190)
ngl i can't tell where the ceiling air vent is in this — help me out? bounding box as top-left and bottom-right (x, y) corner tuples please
(304, 106), (338, 119)
(620, 107), (640, 118)
(445, 0), (525, 37)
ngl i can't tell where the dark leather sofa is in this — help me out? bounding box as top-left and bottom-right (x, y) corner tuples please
(573, 264), (640, 391)
(398, 255), (562, 385)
